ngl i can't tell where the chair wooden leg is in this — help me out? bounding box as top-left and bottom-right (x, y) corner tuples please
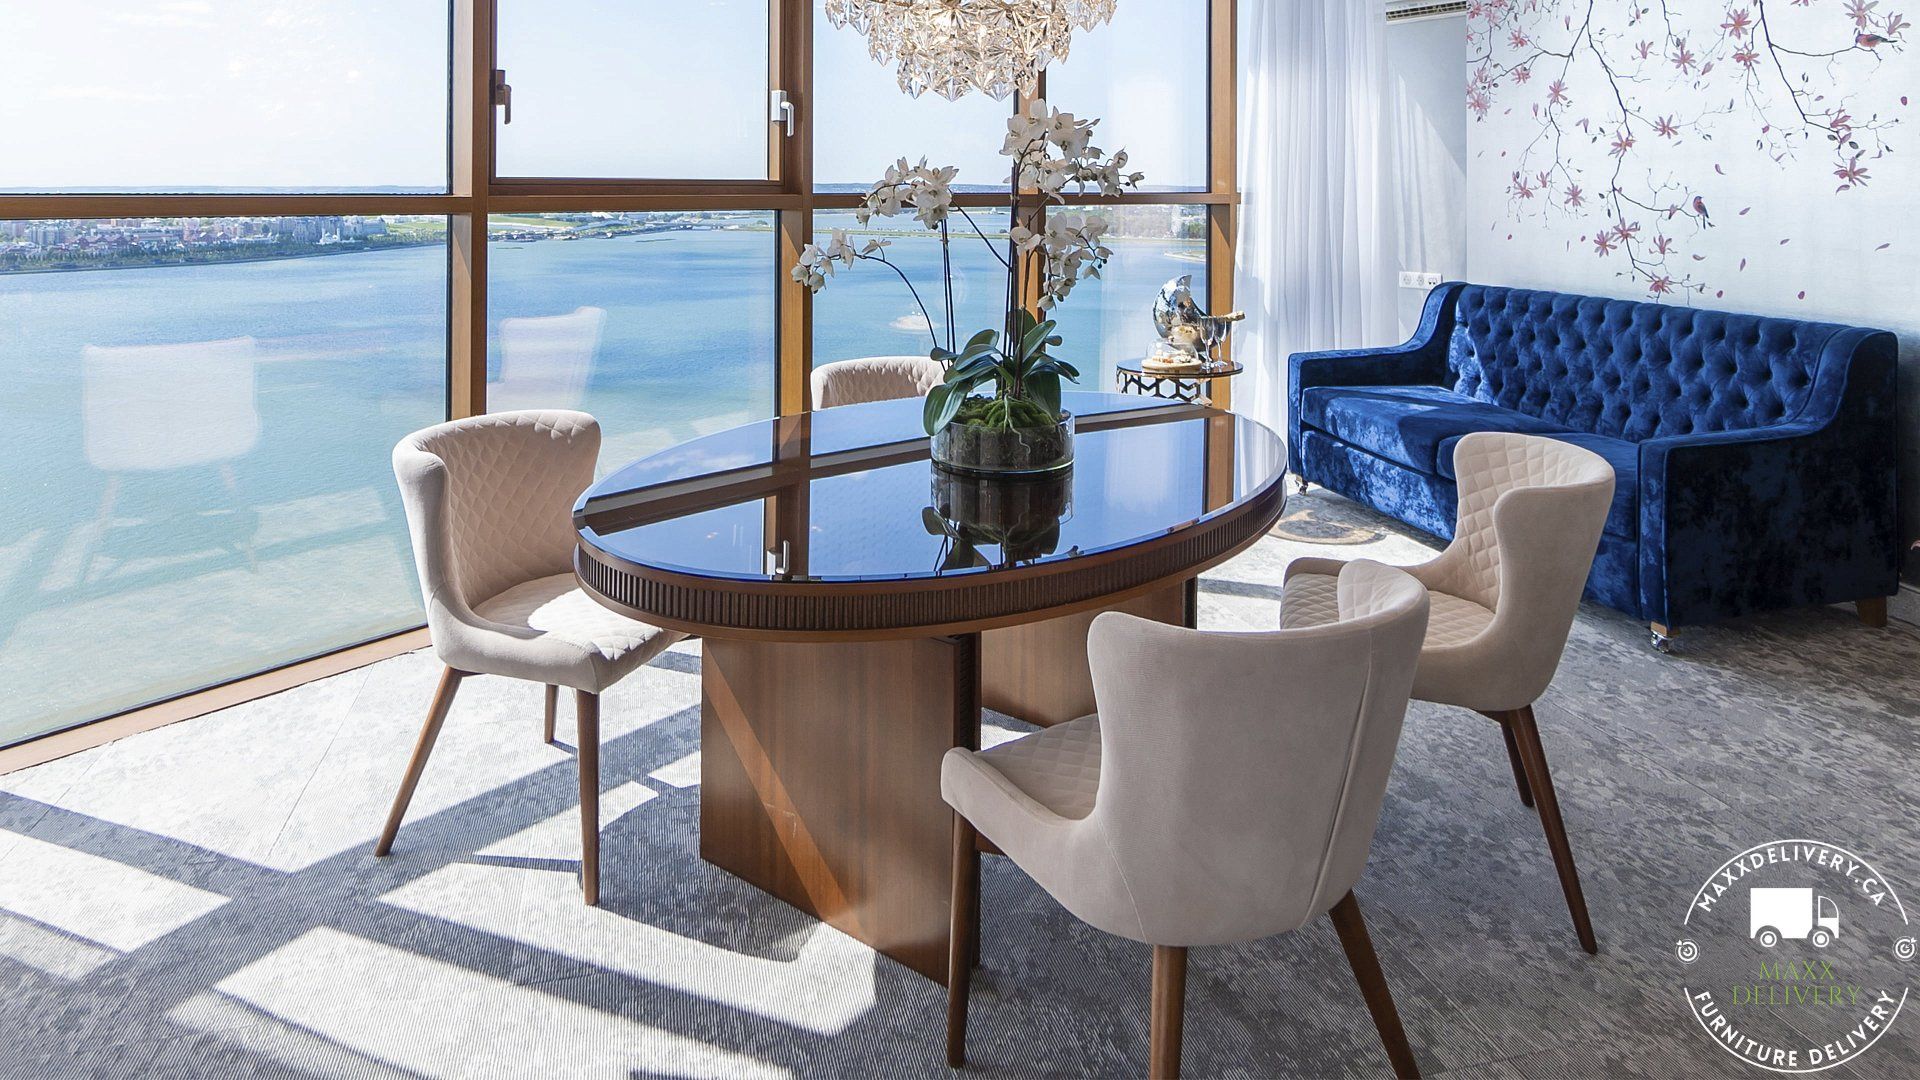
(543, 684), (558, 744)
(1499, 723), (1535, 807)
(374, 667), (464, 857)
(1506, 706), (1598, 954)
(1329, 892), (1420, 1080)
(1858, 597), (1889, 628)
(947, 816), (979, 1068)
(969, 847), (982, 971)
(576, 690), (601, 906)
(1150, 945), (1187, 1080)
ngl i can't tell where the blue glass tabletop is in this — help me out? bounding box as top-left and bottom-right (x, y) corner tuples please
(574, 392), (1286, 584)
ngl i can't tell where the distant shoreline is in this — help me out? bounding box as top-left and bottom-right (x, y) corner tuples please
(1, 224), (1197, 278)
(0, 238), (445, 277)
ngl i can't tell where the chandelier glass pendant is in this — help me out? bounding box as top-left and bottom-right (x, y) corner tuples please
(823, 0), (1120, 102)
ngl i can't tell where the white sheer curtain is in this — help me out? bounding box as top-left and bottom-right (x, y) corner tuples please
(1235, 0), (1398, 435)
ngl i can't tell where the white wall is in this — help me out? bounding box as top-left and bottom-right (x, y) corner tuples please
(1387, 15), (1468, 340)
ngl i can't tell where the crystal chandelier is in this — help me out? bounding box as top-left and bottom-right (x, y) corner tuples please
(823, 0), (1119, 102)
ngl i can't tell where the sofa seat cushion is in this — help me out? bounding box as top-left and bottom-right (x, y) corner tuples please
(1438, 431), (1638, 540)
(1299, 384), (1570, 475)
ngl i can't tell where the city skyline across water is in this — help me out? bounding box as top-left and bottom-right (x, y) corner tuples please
(1, 205), (1201, 274)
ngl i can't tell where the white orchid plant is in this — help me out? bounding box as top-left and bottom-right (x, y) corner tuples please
(792, 100), (1144, 435)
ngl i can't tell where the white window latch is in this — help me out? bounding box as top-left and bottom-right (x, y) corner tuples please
(769, 90), (796, 137)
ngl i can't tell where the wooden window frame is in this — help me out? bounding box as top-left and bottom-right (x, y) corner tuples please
(0, 0), (1237, 772)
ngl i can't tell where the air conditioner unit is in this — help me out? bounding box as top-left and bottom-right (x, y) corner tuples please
(1387, 1), (1467, 22)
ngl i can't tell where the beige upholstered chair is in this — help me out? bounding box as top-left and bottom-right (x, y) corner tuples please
(944, 561), (1431, 1080)
(809, 355), (944, 409)
(1282, 431), (1615, 954)
(379, 410), (685, 904)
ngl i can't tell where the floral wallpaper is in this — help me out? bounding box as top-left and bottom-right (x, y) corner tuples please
(1464, 0), (1913, 306)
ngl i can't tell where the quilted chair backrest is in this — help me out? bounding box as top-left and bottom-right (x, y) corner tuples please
(392, 411), (600, 624)
(1082, 561), (1430, 946)
(810, 355), (945, 409)
(1447, 285), (1843, 441)
(1418, 432), (1614, 707)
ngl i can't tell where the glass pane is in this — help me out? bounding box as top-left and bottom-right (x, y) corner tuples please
(810, 209), (1013, 366)
(0, 5), (448, 194)
(814, 11), (1011, 192)
(496, 1), (770, 180)
(1049, 205), (1208, 391)
(1045, 1), (1209, 192)
(486, 213), (777, 468)
(0, 217), (449, 747)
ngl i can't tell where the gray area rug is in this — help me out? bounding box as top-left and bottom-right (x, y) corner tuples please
(3, 489), (1918, 1079)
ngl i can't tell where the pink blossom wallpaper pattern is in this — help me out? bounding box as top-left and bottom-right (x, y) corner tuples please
(1464, 0), (1912, 307)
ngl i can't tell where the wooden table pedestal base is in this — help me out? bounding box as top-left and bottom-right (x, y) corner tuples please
(698, 579), (1193, 983)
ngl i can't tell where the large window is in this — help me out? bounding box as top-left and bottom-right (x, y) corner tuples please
(494, 1), (771, 180)
(809, 4), (1225, 392)
(0, 3), (1236, 756)
(813, 13), (1009, 191)
(0, 218), (447, 745)
(1053, 205), (1209, 391)
(811, 210), (1012, 366)
(1046, 1), (1212, 192)
(486, 212), (776, 465)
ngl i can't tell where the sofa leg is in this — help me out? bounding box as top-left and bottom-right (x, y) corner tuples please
(1649, 623), (1676, 654)
(1857, 598), (1889, 629)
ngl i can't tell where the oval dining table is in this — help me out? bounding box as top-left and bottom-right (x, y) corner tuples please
(573, 391), (1288, 983)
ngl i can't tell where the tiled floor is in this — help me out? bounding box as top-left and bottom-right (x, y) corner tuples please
(4, 490), (1919, 1078)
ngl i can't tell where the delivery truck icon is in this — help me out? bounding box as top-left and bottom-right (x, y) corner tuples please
(1750, 887), (1841, 948)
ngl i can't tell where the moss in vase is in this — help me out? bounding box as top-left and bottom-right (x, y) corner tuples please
(954, 394), (1058, 431)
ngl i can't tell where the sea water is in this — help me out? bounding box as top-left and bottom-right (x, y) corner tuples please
(0, 227), (1199, 744)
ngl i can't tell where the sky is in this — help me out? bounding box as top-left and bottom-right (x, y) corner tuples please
(0, 0), (1208, 192)
(0, 1), (449, 191)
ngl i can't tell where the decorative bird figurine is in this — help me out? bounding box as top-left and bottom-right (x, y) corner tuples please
(1692, 195), (1714, 227)
(1153, 275), (1245, 360)
(1856, 33), (1893, 49)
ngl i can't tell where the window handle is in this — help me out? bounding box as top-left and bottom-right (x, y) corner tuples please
(493, 69), (512, 125)
(769, 89), (796, 137)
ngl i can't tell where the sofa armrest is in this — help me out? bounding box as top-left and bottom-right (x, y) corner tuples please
(1637, 328), (1899, 626)
(1289, 281), (1462, 395)
(1287, 282), (1464, 475)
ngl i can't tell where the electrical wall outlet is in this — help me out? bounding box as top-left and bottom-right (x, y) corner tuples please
(1398, 271), (1445, 290)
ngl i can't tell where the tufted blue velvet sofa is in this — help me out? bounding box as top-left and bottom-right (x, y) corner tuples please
(1289, 282), (1899, 637)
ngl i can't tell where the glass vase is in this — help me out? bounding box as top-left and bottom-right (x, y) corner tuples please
(931, 410), (1075, 476)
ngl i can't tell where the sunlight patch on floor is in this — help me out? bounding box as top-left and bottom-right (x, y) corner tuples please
(474, 780), (659, 861)
(0, 828), (228, 956)
(163, 993), (418, 1080)
(0, 911), (118, 979)
(376, 788), (881, 1036)
(647, 750), (702, 789)
(195, 926), (791, 1079)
